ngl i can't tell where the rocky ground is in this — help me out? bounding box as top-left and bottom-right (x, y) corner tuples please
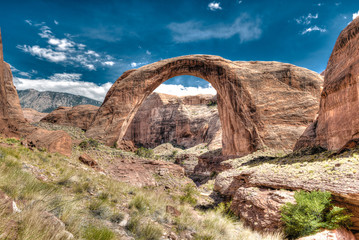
(0, 122), (284, 240)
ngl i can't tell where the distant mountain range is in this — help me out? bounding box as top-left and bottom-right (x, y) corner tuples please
(17, 89), (102, 113)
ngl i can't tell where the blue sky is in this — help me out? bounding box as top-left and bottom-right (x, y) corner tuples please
(1, 0), (358, 100)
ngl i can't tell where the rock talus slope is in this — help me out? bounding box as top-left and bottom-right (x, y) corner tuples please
(296, 17), (359, 151)
(86, 55), (323, 156)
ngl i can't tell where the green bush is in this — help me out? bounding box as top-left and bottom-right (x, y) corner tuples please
(129, 195), (150, 212)
(179, 184), (198, 205)
(281, 190), (352, 239)
(83, 225), (115, 240)
(127, 216), (163, 240)
(135, 147), (154, 158)
(79, 138), (100, 149)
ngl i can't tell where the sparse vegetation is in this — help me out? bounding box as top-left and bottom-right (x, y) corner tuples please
(79, 138), (100, 149)
(83, 225), (115, 240)
(135, 146), (154, 158)
(179, 183), (198, 205)
(281, 190), (352, 239)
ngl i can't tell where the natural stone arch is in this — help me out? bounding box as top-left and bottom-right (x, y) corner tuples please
(86, 55), (323, 156)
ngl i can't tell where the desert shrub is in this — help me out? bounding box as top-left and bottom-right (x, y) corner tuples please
(127, 216), (163, 240)
(83, 225), (115, 240)
(4, 138), (20, 144)
(88, 200), (110, 219)
(179, 184), (198, 205)
(215, 201), (236, 219)
(281, 190), (352, 239)
(79, 138), (100, 149)
(207, 100), (217, 107)
(135, 147), (154, 158)
(129, 195), (150, 212)
(110, 212), (124, 223)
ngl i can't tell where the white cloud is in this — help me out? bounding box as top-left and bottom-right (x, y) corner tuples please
(54, 20), (59, 25)
(146, 50), (151, 55)
(208, 2), (222, 11)
(102, 61), (115, 66)
(14, 73), (112, 101)
(295, 13), (318, 25)
(20, 21), (118, 71)
(238, 1), (243, 4)
(17, 45), (67, 62)
(317, 3), (322, 6)
(353, 11), (359, 20)
(301, 26), (327, 35)
(25, 20), (32, 26)
(131, 62), (137, 68)
(168, 14), (261, 43)
(154, 84), (216, 96)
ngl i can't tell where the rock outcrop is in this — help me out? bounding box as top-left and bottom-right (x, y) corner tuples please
(86, 55), (322, 156)
(22, 108), (47, 123)
(41, 105), (99, 130)
(295, 17), (359, 151)
(297, 228), (355, 240)
(123, 93), (221, 149)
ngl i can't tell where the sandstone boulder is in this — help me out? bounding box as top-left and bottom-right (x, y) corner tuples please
(26, 129), (72, 156)
(79, 154), (100, 170)
(298, 228), (355, 240)
(231, 187), (295, 232)
(86, 55), (323, 156)
(295, 17), (359, 151)
(41, 105), (99, 130)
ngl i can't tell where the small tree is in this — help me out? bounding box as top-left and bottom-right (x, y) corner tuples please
(281, 190), (352, 239)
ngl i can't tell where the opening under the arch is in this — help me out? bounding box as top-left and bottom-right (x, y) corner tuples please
(123, 75), (222, 152)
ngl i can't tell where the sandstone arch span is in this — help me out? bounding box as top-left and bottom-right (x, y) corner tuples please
(86, 55), (323, 156)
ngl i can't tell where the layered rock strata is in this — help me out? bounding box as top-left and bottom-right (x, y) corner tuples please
(295, 17), (359, 151)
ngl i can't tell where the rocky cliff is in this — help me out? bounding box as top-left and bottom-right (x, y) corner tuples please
(18, 89), (101, 113)
(295, 17), (359, 151)
(123, 93), (222, 149)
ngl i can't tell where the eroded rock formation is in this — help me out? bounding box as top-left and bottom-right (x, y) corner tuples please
(41, 105), (99, 130)
(86, 55), (323, 156)
(123, 93), (221, 149)
(295, 17), (359, 151)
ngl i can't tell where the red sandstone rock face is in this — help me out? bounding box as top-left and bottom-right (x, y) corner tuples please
(296, 17), (359, 151)
(86, 55), (322, 156)
(22, 108), (47, 123)
(41, 105), (99, 130)
(123, 93), (221, 149)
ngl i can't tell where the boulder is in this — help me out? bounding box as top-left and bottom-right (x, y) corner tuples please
(41, 105), (99, 130)
(26, 129), (72, 156)
(295, 17), (359, 151)
(298, 228), (355, 240)
(79, 154), (100, 169)
(231, 187), (295, 232)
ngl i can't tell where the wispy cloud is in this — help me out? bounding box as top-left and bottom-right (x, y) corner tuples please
(168, 14), (262, 43)
(18, 21), (117, 71)
(353, 11), (359, 20)
(13, 73), (112, 101)
(295, 13), (318, 25)
(301, 26), (327, 35)
(154, 83), (216, 96)
(208, 2), (222, 11)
